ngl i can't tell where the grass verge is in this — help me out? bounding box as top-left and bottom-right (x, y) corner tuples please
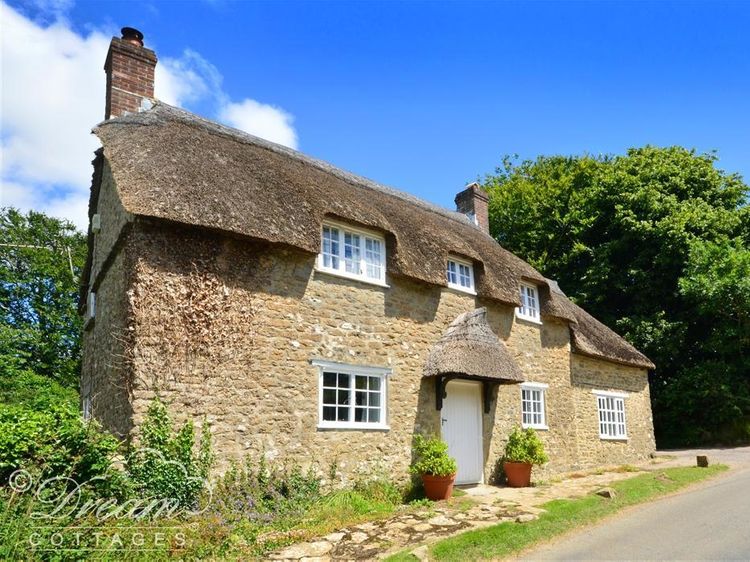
(387, 464), (729, 562)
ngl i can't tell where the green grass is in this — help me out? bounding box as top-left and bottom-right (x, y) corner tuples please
(387, 465), (729, 562)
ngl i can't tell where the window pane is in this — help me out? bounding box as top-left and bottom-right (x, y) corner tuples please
(337, 407), (349, 422)
(344, 232), (361, 274)
(369, 377), (381, 391)
(368, 409), (380, 423)
(323, 406), (336, 421)
(337, 389), (350, 405)
(355, 391), (367, 406)
(355, 376), (368, 390)
(355, 408), (367, 422)
(338, 373), (350, 388)
(323, 389), (336, 404)
(323, 372), (336, 387)
(369, 392), (380, 407)
(365, 238), (383, 279)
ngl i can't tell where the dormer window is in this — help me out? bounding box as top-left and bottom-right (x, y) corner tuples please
(318, 222), (386, 286)
(446, 257), (475, 294)
(516, 282), (540, 323)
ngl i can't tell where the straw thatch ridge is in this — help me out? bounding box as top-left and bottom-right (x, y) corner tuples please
(89, 101), (654, 370)
(424, 308), (524, 382)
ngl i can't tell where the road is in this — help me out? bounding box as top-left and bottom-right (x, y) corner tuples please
(520, 448), (750, 561)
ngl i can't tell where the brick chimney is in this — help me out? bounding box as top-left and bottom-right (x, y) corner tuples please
(455, 182), (490, 234)
(104, 27), (157, 120)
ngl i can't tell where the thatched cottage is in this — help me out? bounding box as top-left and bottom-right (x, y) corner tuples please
(80, 29), (656, 484)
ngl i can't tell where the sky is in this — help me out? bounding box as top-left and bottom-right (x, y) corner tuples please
(1, 0), (748, 231)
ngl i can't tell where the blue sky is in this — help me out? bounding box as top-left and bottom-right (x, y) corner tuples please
(2, 0), (748, 230)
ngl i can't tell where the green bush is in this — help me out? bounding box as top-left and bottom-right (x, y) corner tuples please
(125, 397), (213, 511)
(212, 455), (321, 522)
(0, 373), (120, 487)
(504, 426), (548, 465)
(410, 435), (457, 477)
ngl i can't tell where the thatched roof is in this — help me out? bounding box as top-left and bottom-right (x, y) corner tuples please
(90, 102), (654, 370)
(424, 308), (524, 382)
(547, 281), (655, 370)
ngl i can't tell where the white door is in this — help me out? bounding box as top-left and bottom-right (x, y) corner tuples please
(441, 380), (483, 485)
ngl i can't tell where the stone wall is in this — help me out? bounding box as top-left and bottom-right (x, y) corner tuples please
(97, 222), (657, 483)
(571, 355), (656, 466)
(80, 163), (136, 438)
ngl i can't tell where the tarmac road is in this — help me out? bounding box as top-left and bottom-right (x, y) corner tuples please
(520, 448), (750, 561)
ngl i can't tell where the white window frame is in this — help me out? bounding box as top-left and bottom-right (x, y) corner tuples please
(446, 256), (476, 294)
(516, 282), (541, 324)
(316, 221), (388, 287)
(312, 359), (391, 430)
(520, 382), (548, 430)
(84, 291), (96, 330)
(82, 395), (92, 421)
(593, 390), (628, 440)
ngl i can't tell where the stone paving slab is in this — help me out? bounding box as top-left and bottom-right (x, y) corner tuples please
(267, 463), (672, 561)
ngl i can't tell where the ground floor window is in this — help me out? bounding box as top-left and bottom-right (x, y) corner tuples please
(594, 390), (627, 439)
(312, 360), (390, 430)
(521, 382), (548, 429)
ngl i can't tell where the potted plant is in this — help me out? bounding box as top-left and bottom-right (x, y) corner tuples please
(502, 426), (548, 487)
(410, 434), (458, 500)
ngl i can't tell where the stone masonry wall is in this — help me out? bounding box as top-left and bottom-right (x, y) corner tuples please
(571, 355), (656, 466)
(97, 222), (659, 483)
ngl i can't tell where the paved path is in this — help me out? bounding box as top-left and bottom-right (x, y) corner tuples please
(520, 449), (750, 561)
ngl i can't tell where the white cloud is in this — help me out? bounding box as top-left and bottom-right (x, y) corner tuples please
(219, 99), (298, 149)
(0, 1), (298, 232)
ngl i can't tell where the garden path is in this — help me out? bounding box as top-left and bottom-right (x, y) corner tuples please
(268, 464), (662, 560)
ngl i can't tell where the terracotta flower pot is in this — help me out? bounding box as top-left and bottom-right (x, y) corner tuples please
(503, 461), (533, 487)
(421, 473), (456, 500)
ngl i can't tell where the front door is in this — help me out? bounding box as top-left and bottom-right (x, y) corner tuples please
(441, 380), (483, 484)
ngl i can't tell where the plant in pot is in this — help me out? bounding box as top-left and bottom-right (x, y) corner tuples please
(410, 434), (458, 500)
(502, 426), (548, 487)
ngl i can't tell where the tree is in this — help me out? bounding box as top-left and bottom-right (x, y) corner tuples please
(0, 208), (87, 388)
(484, 147), (749, 446)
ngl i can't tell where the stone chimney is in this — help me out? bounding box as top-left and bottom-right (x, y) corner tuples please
(455, 182), (490, 234)
(104, 27), (157, 120)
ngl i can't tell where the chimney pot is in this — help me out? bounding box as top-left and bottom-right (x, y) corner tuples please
(455, 182), (490, 234)
(121, 27), (144, 47)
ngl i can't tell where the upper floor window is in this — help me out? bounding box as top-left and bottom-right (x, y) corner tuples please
(312, 360), (391, 430)
(446, 257), (475, 294)
(318, 222), (386, 286)
(516, 283), (540, 323)
(594, 390), (628, 440)
(521, 382), (548, 429)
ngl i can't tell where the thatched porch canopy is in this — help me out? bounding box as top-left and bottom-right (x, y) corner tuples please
(425, 308), (523, 383)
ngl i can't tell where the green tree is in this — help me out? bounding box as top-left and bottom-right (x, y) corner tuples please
(484, 147), (749, 446)
(0, 208), (87, 388)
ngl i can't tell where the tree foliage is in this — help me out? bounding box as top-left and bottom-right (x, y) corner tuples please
(0, 208), (87, 388)
(484, 147), (749, 446)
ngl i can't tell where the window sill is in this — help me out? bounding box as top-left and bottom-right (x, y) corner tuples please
(446, 285), (477, 296)
(600, 435), (628, 441)
(314, 267), (390, 289)
(515, 313), (543, 326)
(317, 422), (390, 431)
(522, 424), (549, 431)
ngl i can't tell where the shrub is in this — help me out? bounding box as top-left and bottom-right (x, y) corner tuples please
(0, 373), (120, 487)
(211, 455), (321, 522)
(410, 435), (457, 477)
(125, 397), (213, 511)
(504, 426), (548, 465)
